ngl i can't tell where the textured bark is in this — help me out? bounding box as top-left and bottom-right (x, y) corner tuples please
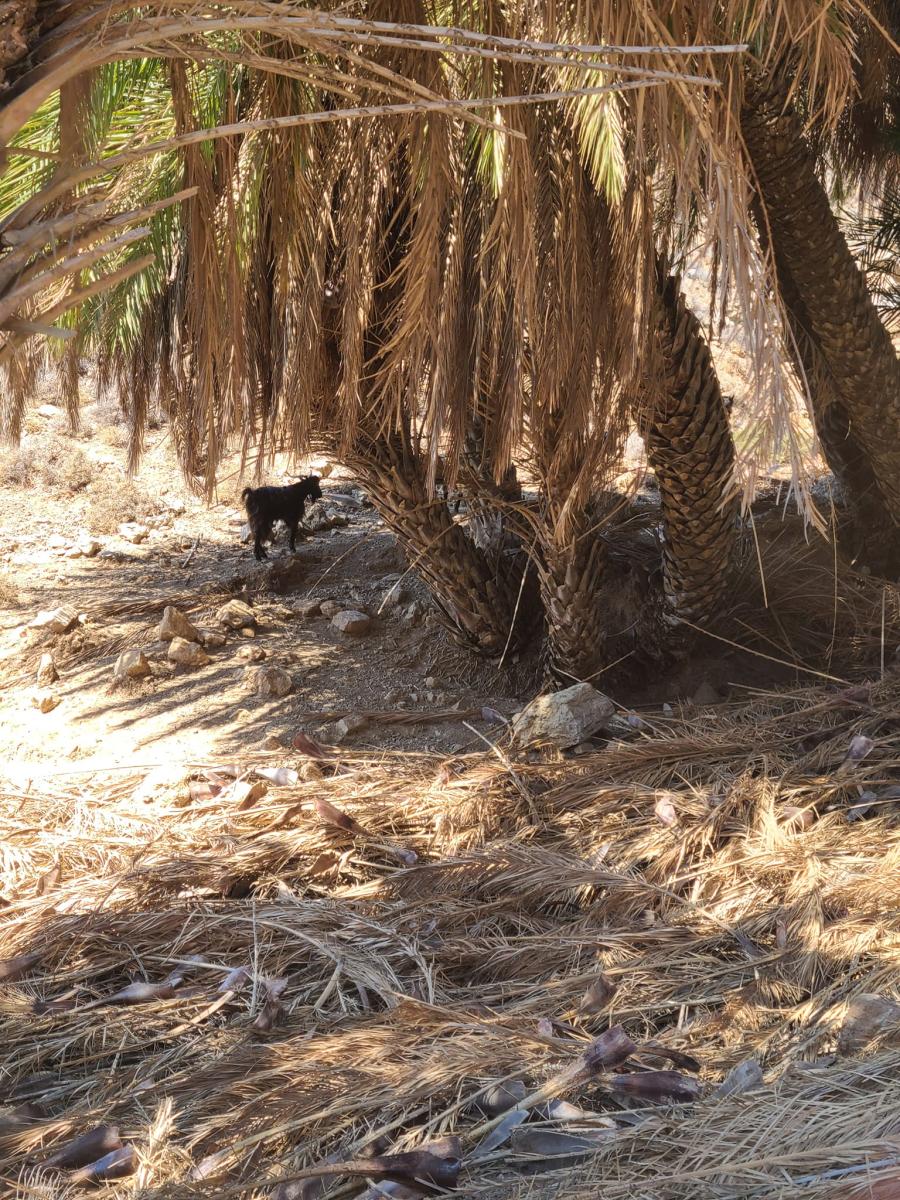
(0, 1), (38, 91)
(348, 434), (530, 657)
(539, 508), (610, 682)
(640, 273), (738, 625)
(742, 76), (900, 573)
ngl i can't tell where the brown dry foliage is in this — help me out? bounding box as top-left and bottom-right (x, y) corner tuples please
(0, 680), (898, 1197)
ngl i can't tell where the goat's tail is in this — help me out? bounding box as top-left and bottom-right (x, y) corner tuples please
(241, 487), (251, 503)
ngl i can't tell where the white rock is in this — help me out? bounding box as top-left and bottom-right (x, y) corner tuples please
(333, 714), (369, 741)
(332, 610), (372, 636)
(77, 537), (101, 558)
(198, 627), (227, 649)
(319, 599), (341, 618)
(216, 598), (256, 629)
(167, 637), (210, 668)
(512, 684), (616, 749)
(36, 653), (58, 687)
(244, 665), (293, 698)
(37, 403), (61, 418)
(163, 495), (186, 514)
(158, 605), (201, 643)
(27, 606), (78, 638)
(114, 649), (151, 679)
(118, 521), (149, 543)
(48, 533), (67, 550)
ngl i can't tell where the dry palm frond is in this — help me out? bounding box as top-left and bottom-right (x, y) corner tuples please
(0, 680), (899, 1196)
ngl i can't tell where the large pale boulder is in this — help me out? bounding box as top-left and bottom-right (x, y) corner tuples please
(512, 684), (615, 749)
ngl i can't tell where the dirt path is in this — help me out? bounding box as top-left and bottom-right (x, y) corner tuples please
(0, 400), (536, 777)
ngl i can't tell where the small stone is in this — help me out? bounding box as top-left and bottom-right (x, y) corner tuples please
(424, 676), (438, 689)
(401, 600), (426, 625)
(114, 649), (151, 679)
(298, 759), (323, 781)
(167, 637), (210, 668)
(37, 403), (61, 418)
(36, 653), (58, 687)
(834, 994), (900, 1056)
(240, 626), (257, 639)
(27, 606), (78, 638)
(512, 683), (616, 750)
(691, 681), (720, 706)
(164, 496), (186, 514)
(236, 644), (267, 662)
(334, 714), (369, 741)
(77, 536), (101, 558)
(294, 599), (322, 618)
(48, 533), (67, 550)
(198, 627), (227, 649)
(118, 521), (149, 543)
(216, 598), (256, 629)
(32, 689), (60, 713)
(662, 703), (674, 717)
(332, 610), (372, 636)
(158, 605), (201, 643)
(319, 599), (341, 618)
(244, 665), (293, 698)
(381, 579), (408, 609)
(261, 733), (283, 750)
(64, 546), (83, 559)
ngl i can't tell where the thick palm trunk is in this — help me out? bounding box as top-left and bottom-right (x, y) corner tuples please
(640, 272), (738, 626)
(742, 76), (900, 573)
(348, 434), (529, 657)
(540, 514), (609, 683)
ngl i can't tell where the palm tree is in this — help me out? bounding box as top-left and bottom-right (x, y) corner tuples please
(741, 67), (900, 574)
(1, 1), (897, 682)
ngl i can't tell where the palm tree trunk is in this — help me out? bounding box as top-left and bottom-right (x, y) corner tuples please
(640, 271), (738, 626)
(347, 432), (530, 657)
(539, 517), (609, 682)
(741, 75), (900, 573)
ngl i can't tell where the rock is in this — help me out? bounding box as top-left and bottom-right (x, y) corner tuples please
(32, 689), (60, 713)
(332, 610), (372, 636)
(835, 994), (900, 1056)
(239, 626), (257, 639)
(64, 545), (83, 559)
(298, 759), (323, 781)
(48, 533), (67, 550)
(77, 536), (101, 558)
(236, 644), (267, 662)
(512, 683), (616, 749)
(691, 681), (720, 706)
(27, 606), (78, 639)
(163, 496), (186, 514)
(37, 403), (61, 418)
(118, 521), (149, 544)
(158, 605), (201, 643)
(319, 599), (341, 618)
(294, 599), (322, 619)
(244, 665), (293, 698)
(36, 653), (58, 687)
(198, 627), (227, 649)
(217, 599), (256, 629)
(167, 637), (210, 668)
(261, 733), (283, 750)
(114, 649), (151, 679)
(380, 578), (408, 609)
(333, 714), (369, 741)
(424, 676), (438, 689)
(401, 600), (426, 625)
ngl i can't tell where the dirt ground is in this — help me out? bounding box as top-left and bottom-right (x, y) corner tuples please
(0, 396), (550, 776)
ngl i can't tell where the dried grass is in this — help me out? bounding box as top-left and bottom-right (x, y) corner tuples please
(1, 680), (898, 1197)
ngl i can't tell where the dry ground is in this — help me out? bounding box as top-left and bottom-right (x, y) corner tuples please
(0, 386), (898, 1200)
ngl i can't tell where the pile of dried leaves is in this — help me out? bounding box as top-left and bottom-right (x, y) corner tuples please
(1, 680), (899, 1198)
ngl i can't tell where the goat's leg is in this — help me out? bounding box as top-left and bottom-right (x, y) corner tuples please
(253, 520), (271, 560)
(288, 520), (300, 552)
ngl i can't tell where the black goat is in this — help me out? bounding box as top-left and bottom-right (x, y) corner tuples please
(241, 476), (323, 561)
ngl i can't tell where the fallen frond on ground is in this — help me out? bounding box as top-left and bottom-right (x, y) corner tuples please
(1, 681), (899, 1198)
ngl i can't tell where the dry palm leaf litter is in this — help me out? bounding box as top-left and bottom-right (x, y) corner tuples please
(1, 681), (899, 1199)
